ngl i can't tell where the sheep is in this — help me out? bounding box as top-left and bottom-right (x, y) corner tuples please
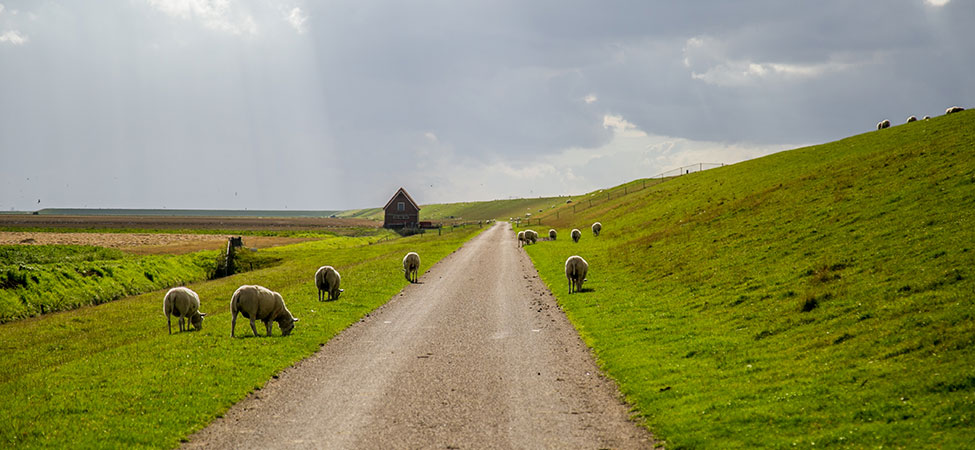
(592, 222), (602, 237)
(571, 228), (582, 243)
(315, 265), (343, 301)
(230, 285), (298, 337)
(923, 115), (931, 120)
(517, 231), (526, 247)
(565, 255), (589, 294)
(877, 120), (890, 130)
(403, 252), (420, 283)
(524, 229), (538, 244)
(163, 287), (205, 334)
(549, 229), (557, 240)
(906, 116), (917, 123)
(946, 106), (965, 114)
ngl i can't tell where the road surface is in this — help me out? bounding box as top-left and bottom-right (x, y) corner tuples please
(185, 222), (656, 449)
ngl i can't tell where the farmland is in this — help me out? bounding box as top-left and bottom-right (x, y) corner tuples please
(522, 110), (975, 447)
(0, 218), (483, 447)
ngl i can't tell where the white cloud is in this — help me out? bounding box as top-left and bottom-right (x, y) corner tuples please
(146, 0), (258, 36)
(924, 0), (950, 6)
(584, 94), (597, 104)
(423, 131), (438, 143)
(286, 7), (307, 34)
(0, 4), (5, 15)
(0, 30), (27, 45)
(602, 114), (647, 137)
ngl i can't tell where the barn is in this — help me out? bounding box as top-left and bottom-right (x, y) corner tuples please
(383, 187), (420, 229)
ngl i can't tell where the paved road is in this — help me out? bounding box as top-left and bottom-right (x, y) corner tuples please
(185, 222), (655, 449)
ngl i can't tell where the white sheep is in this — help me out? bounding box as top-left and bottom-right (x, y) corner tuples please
(571, 228), (582, 243)
(524, 229), (538, 244)
(565, 255), (589, 294)
(403, 252), (420, 283)
(549, 229), (557, 240)
(906, 116), (917, 123)
(163, 287), (205, 334)
(315, 265), (343, 301)
(592, 222), (602, 236)
(923, 115), (931, 120)
(517, 230), (526, 247)
(230, 285), (298, 337)
(946, 106), (965, 114)
(877, 120), (890, 130)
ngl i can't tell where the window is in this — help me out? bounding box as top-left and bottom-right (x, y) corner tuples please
(397, 201), (405, 212)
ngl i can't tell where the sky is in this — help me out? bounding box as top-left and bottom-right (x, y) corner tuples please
(1, 0), (972, 211)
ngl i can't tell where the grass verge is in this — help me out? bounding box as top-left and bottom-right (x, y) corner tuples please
(0, 226), (482, 448)
(524, 111), (975, 448)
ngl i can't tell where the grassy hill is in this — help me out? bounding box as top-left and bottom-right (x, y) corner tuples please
(337, 196), (571, 223)
(522, 110), (975, 448)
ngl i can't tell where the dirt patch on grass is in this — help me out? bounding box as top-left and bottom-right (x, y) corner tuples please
(0, 232), (313, 255)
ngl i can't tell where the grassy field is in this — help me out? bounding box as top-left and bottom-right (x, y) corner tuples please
(418, 196), (571, 221)
(0, 226), (482, 448)
(338, 196), (572, 223)
(0, 245), (228, 322)
(523, 111), (975, 448)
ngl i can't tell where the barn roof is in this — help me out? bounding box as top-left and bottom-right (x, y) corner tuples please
(383, 187), (420, 211)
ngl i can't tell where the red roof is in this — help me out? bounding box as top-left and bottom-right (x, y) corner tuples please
(383, 187), (420, 211)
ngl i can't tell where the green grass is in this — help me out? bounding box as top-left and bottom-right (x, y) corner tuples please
(334, 207), (384, 220)
(0, 226), (481, 448)
(337, 196), (573, 223)
(419, 196), (570, 222)
(524, 110), (975, 448)
(0, 244), (127, 265)
(0, 246), (226, 322)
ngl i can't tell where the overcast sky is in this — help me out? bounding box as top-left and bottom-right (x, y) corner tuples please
(1, 0), (972, 211)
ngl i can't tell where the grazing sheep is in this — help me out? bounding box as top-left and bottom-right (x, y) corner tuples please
(906, 116), (917, 123)
(230, 285), (297, 337)
(923, 115), (931, 120)
(315, 265), (344, 301)
(592, 222), (602, 237)
(565, 256), (589, 294)
(877, 120), (890, 130)
(517, 231), (526, 247)
(524, 230), (538, 244)
(946, 106), (965, 114)
(164, 287), (205, 334)
(403, 252), (420, 283)
(549, 229), (557, 240)
(571, 228), (582, 243)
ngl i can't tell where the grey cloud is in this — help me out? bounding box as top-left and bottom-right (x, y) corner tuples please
(1, 0), (972, 210)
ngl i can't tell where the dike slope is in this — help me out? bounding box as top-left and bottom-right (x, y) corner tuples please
(523, 110), (975, 448)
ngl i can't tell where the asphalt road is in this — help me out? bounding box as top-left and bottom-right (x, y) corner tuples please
(184, 222), (656, 449)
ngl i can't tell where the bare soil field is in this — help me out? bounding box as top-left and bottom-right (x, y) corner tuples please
(0, 214), (379, 231)
(0, 215), (378, 255)
(0, 231), (313, 255)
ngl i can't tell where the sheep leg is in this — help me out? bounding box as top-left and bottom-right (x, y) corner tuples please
(179, 315), (185, 332)
(167, 314), (172, 335)
(231, 311), (237, 337)
(265, 320), (273, 336)
(249, 317), (259, 336)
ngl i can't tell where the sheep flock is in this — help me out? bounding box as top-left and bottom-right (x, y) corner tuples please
(876, 105), (966, 130)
